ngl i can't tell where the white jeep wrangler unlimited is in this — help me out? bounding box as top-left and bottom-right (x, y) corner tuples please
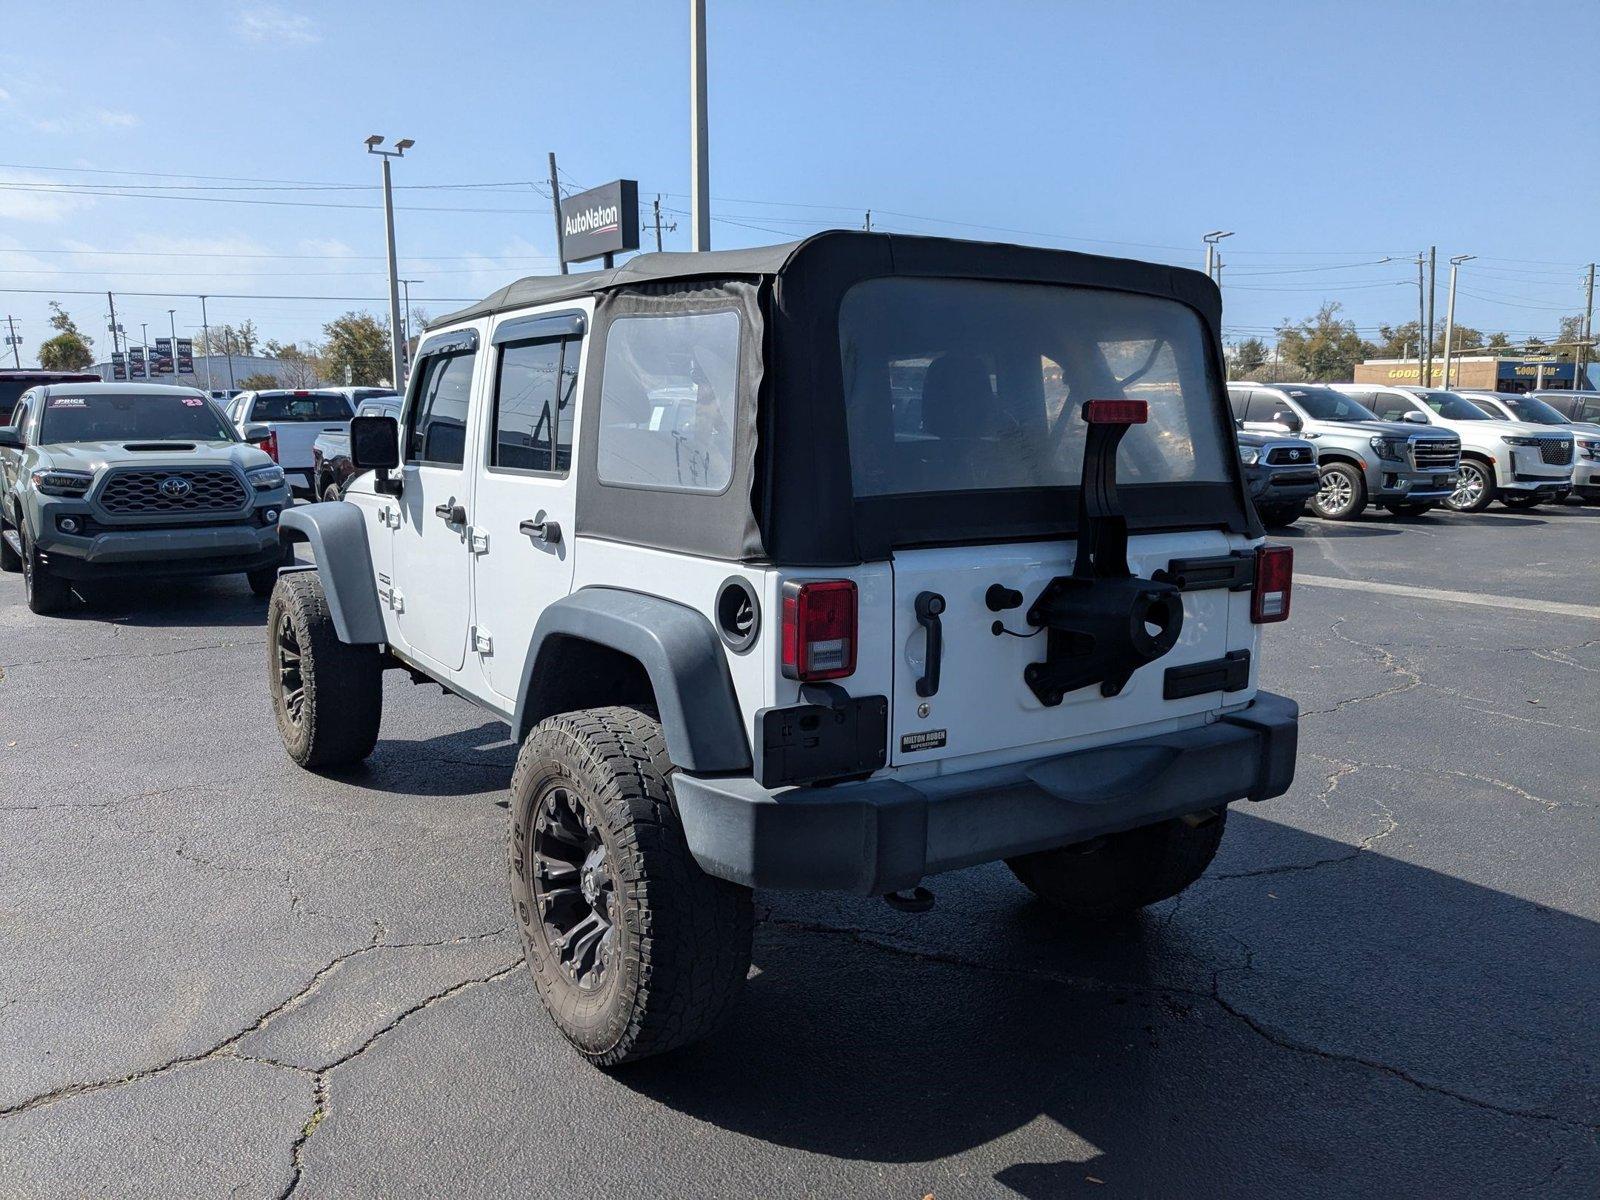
(266, 232), (1299, 1066)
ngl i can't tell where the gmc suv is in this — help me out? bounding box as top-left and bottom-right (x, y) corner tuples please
(1229, 382), (1460, 520)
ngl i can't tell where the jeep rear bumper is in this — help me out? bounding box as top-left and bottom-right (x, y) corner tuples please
(673, 691), (1298, 895)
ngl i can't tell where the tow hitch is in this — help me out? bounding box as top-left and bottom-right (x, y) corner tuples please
(1023, 399), (1184, 704)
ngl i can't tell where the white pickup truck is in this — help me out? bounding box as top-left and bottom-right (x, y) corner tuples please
(224, 389), (355, 497)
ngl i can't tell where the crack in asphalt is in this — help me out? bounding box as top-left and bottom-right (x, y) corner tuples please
(0, 782), (209, 814)
(759, 913), (1596, 1136)
(0, 637), (261, 672)
(1300, 620), (1424, 717)
(0, 927), (513, 1121)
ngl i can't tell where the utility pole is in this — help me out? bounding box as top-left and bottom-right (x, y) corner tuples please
(6, 314), (20, 368)
(140, 322), (149, 376)
(366, 135), (413, 390)
(1441, 255), (1473, 390)
(653, 195), (664, 252)
(1580, 263), (1596, 391)
(1425, 246), (1437, 385)
(1414, 252), (1426, 380)
(199, 295), (214, 395)
(864, 210), (872, 232)
(167, 309), (178, 381)
(548, 152), (568, 274)
(690, 0), (711, 251)
(399, 279), (422, 346)
(106, 290), (122, 356)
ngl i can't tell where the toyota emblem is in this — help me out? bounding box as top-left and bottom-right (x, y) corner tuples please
(159, 476), (193, 498)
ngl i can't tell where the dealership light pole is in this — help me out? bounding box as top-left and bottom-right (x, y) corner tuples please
(366, 135), (414, 390)
(167, 308), (178, 380)
(1414, 253), (1426, 379)
(1425, 246), (1437, 385)
(1579, 263), (1596, 390)
(198, 295), (214, 394)
(690, 0), (711, 251)
(1440, 255), (1473, 390)
(1203, 231), (1232, 284)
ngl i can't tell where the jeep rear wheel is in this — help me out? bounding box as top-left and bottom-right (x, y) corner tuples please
(509, 706), (753, 1067)
(267, 571), (383, 768)
(1007, 810), (1227, 919)
(1311, 463), (1365, 520)
(21, 530), (71, 615)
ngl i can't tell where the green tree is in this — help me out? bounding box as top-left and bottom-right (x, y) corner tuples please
(321, 312), (392, 386)
(1275, 302), (1372, 381)
(1231, 337), (1267, 378)
(238, 372), (281, 390)
(36, 301), (94, 371)
(1552, 315), (1586, 360)
(1485, 332), (1511, 350)
(263, 339), (325, 388)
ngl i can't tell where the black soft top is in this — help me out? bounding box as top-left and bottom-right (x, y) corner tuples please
(428, 231), (1249, 565)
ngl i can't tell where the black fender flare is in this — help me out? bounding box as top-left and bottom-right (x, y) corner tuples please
(277, 502), (386, 645)
(514, 588), (751, 774)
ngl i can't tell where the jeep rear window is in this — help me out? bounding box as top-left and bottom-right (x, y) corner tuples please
(838, 278), (1228, 497)
(249, 393), (353, 422)
(37, 394), (234, 444)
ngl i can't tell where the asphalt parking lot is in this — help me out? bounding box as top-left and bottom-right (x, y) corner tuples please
(2, 503), (1597, 1199)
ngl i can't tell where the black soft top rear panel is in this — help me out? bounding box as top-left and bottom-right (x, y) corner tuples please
(442, 231), (1249, 565)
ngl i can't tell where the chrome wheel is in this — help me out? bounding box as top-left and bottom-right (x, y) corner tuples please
(530, 785), (617, 992)
(1449, 462), (1487, 510)
(275, 612), (306, 727)
(1314, 468), (1354, 517)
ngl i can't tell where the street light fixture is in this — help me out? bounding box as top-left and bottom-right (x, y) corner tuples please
(1202, 230), (1234, 284)
(365, 134), (413, 390)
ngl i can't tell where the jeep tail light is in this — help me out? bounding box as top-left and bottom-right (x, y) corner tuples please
(1252, 544), (1293, 623)
(261, 430), (279, 463)
(781, 580), (857, 681)
(1083, 399), (1149, 425)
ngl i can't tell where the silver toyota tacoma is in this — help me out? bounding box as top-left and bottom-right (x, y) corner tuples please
(0, 382), (290, 614)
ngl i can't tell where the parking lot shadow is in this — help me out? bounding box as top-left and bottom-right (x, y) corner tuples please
(59, 577), (272, 628)
(339, 720), (519, 798)
(616, 812), (1598, 1196)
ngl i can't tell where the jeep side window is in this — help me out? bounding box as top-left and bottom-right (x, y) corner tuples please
(491, 336), (579, 475)
(405, 352), (476, 468)
(596, 311), (740, 494)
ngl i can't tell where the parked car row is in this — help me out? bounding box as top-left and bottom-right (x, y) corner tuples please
(1229, 381), (1599, 523)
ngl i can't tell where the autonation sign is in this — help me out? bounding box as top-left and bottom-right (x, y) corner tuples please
(560, 179), (640, 264)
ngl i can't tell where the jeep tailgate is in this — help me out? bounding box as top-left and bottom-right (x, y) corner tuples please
(887, 531), (1254, 767)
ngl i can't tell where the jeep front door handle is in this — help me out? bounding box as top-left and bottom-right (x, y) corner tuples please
(519, 518), (562, 545)
(435, 502), (466, 526)
(915, 590), (945, 698)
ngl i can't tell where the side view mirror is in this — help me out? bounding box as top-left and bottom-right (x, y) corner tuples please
(1401, 411), (1429, 425)
(351, 413), (402, 495)
(1278, 412), (1303, 432)
(243, 422), (272, 445)
(0, 426), (22, 450)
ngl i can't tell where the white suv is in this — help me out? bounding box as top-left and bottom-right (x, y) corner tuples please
(1459, 390), (1600, 505)
(1336, 384), (1575, 512)
(263, 232), (1299, 1068)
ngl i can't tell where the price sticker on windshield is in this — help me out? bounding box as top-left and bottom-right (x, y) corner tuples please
(49, 398), (87, 408)
(182, 398), (204, 406)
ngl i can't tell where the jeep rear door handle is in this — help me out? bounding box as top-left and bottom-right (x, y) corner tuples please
(435, 502), (466, 525)
(519, 518), (562, 544)
(915, 591), (945, 697)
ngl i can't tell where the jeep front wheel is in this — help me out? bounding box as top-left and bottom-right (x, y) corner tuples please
(1310, 462), (1365, 520)
(1007, 810), (1227, 919)
(267, 571), (383, 768)
(21, 530), (71, 615)
(509, 706), (753, 1067)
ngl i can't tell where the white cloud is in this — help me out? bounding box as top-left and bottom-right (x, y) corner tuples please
(0, 172), (96, 222)
(94, 109), (140, 129)
(236, 6), (321, 45)
(0, 87), (12, 103)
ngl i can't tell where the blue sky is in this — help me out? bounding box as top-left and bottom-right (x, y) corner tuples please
(1, 0), (1596, 366)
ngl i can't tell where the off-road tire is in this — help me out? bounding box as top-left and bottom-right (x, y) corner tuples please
(508, 705), (753, 1067)
(1447, 458), (1496, 513)
(21, 530), (71, 615)
(1256, 501), (1304, 528)
(1007, 810), (1228, 920)
(267, 571), (382, 768)
(0, 508), (20, 573)
(1310, 462), (1366, 520)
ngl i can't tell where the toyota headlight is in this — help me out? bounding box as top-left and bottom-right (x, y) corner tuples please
(31, 468), (94, 496)
(1239, 447), (1260, 465)
(246, 464), (286, 491)
(1368, 436), (1406, 463)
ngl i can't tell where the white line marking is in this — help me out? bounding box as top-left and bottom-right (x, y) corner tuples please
(1297, 574), (1600, 621)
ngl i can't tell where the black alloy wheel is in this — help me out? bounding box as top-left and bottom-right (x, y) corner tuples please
(529, 783), (617, 992)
